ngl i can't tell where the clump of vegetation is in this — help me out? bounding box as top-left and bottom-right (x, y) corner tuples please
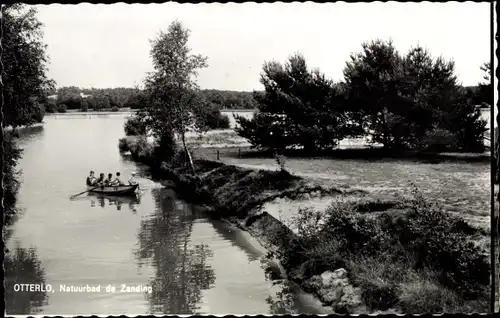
(193, 101), (230, 130)
(420, 127), (457, 152)
(57, 103), (67, 113)
(111, 105), (119, 112)
(124, 116), (147, 136)
(118, 138), (130, 153)
(270, 184), (489, 313)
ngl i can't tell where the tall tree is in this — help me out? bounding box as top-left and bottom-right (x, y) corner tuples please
(236, 53), (356, 153)
(2, 4), (54, 224)
(142, 20), (208, 172)
(343, 39), (411, 149)
(479, 61), (492, 107)
(3, 4), (54, 128)
(344, 40), (486, 152)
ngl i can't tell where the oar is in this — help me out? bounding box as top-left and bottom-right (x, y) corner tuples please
(70, 186), (99, 199)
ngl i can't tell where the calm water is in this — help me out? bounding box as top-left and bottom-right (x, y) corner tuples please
(4, 114), (315, 315)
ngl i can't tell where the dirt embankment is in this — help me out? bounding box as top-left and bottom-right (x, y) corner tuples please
(153, 160), (395, 314)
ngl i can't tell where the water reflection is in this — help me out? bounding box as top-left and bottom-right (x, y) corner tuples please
(135, 188), (215, 314)
(4, 244), (49, 314)
(87, 193), (141, 212)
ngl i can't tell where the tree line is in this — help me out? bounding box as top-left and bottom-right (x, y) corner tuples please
(45, 86), (259, 113)
(235, 41), (491, 154)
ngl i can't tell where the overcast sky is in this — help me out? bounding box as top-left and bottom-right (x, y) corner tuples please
(34, 2), (491, 91)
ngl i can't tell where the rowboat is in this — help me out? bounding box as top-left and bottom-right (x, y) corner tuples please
(87, 184), (139, 196)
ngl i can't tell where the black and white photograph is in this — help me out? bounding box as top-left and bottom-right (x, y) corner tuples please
(2, 1), (495, 315)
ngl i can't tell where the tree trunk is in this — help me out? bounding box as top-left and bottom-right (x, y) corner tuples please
(181, 132), (195, 174)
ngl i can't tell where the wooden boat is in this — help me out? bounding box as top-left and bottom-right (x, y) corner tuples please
(86, 184), (139, 196)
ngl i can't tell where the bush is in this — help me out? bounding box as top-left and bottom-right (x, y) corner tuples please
(80, 100), (89, 112)
(45, 100), (57, 113)
(33, 104), (45, 123)
(194, 103), (231, 130)
(3, 134), (23, 225)
(57, 104), (67, 113)
(111, 106), (119, 112)
(273, 183), (488, 313)
(118, 138), (130, 153)
(124, 116), (147, 136)
(421, 128), (457, 152)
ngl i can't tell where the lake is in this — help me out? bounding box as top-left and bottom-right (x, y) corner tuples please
(4, 114), (321, 315)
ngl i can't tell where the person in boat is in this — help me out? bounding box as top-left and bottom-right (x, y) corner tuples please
(128, 172), (137, 185)
(112, 172), (125, 186)
(95, 173), (105, 186)
(86, 171), (96, 186)
(104, 173), (114, 186)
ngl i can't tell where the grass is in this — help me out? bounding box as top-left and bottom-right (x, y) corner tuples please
(194, 146), (490, 229)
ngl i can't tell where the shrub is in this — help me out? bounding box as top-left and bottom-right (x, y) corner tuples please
(387, 184), (489, 298)
(421, 128), (457, 152)
(57, 104), (67, 113)
(80, 100), (89, 112)
(273, 183), (488, 312)
(45, 100), (57, 113)
(274, 153), (287, 172)
(118, 138), (130, 153)
(111, 106), (119, 112)
(194, 102), (231, 130)
(33, 104), (45, 123)
(124, 116), (147, 136)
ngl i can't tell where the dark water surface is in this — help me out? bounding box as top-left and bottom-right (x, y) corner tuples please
(4, 115), (308, 315)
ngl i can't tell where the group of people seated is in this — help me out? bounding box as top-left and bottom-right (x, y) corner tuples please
(86, 171), (137, 187)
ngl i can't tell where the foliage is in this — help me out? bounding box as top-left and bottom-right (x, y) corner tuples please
(80, 99), (89, 112)
(45, 99), (57, 113)
(57, 104), (67, 113)
(193, 99), (230, 130)
(420, 127), (457, 152)
(342, 41), (486, 152)
(270, 184), (488, 313)
(111, 106), (120, 112)
(2, 4), (55, 128)
(2, 4), (53, 227)
(236, 53), (359, 152)
(137, 20), (208, 172)
(3, 134), (23, 225)
(199, 89), (259, 109)
(124, 116), (147, 136)
(478, 61), (492, 107)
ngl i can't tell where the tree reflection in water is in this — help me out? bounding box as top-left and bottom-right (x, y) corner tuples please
(4, 244), (49, 314)
(135, 188), (215, 314)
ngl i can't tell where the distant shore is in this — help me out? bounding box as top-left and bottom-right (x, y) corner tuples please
(44, 108), (257, 116)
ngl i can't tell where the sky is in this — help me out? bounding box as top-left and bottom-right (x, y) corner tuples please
(34, 2), (491, 91)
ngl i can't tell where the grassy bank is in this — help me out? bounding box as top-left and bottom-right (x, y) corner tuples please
(119, 136), (490, 314)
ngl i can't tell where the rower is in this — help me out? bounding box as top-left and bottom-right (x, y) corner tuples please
(112, 172), (125, 186)
(128, 173), (138, 185)
(86, 171), (96, 186)
(96, 173), (105, 186)
(104, 173), (114, 186)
